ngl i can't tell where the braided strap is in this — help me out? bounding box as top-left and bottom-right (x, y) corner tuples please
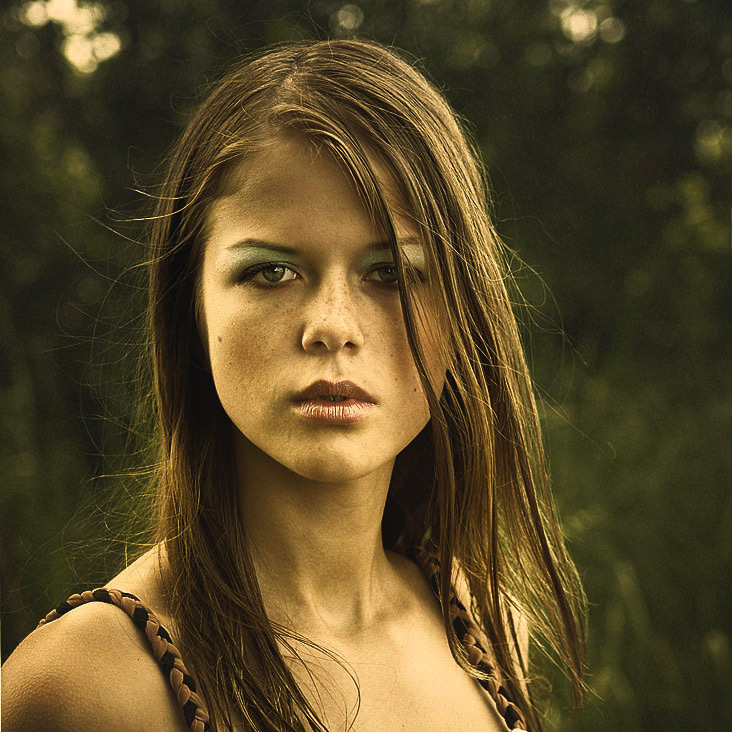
(408, 546), (529, 732)
(38, 588), (211, 732)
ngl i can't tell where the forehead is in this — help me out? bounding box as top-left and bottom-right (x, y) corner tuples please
(204, 135), (419, 249)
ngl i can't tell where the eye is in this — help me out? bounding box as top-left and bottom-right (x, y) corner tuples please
(366, 263), (425, 286)
(239, 263), (298, 286)
(367, 264), (399, 286)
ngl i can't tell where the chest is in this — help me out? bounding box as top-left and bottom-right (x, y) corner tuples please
(343, 660), (507, 732)
(285, 628), (509, 732)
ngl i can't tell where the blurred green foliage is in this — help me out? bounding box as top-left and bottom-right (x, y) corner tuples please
(1, 0), (730, 729)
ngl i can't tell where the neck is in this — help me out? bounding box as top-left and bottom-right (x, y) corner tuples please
(233, 431), (403, 638)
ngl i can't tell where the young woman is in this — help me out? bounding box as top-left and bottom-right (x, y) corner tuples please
(2, 39), (586, 732)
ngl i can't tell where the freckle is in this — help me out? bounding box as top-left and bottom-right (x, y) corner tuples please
(218, 336), (222, 343)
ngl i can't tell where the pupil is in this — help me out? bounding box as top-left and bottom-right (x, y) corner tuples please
(382, 266), (397, 283)
(263, 266), (285, 283)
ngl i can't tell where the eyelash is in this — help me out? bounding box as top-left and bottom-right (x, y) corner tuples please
(238, 262), (424, 287)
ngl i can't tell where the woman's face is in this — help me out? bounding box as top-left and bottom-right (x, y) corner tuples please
(198, 136), (446, 483)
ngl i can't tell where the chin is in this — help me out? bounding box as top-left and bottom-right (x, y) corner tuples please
(283, 452), (390, 484)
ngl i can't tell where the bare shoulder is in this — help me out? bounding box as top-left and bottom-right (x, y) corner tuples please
(393, 549), (530, 666)
(451, 558), (530, 670)
(1, 567), (187, 732)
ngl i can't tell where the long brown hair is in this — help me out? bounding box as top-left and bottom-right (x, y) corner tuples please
(146, 39), (587, 731)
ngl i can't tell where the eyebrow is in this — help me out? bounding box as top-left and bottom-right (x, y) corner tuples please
(224, 237), (424, 257)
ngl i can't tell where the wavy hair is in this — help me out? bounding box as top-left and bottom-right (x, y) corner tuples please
(146, 39), (587, 731)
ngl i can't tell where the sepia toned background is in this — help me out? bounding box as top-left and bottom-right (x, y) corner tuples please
(1, 1), (730, 729)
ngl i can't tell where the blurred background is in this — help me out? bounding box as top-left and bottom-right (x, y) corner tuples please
(1, 0), (730, 729)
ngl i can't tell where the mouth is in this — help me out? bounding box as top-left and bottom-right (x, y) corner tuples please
(291, 394), (378, 425)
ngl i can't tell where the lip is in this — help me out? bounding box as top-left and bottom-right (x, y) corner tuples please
(291, 380), (378, 425)
(291, 399), (377, 424)
(292, 380), (377, 404)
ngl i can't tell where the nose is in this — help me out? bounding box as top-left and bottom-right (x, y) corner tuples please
(301, 278), (365, 353)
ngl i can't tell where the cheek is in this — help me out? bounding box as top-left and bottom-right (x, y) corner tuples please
(203, 284), (295, 370)
(407, 301), (449, 400)
(206, 310), (282, 404)
(387, 329), (437, 428)
(424, 324), (448, 394)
